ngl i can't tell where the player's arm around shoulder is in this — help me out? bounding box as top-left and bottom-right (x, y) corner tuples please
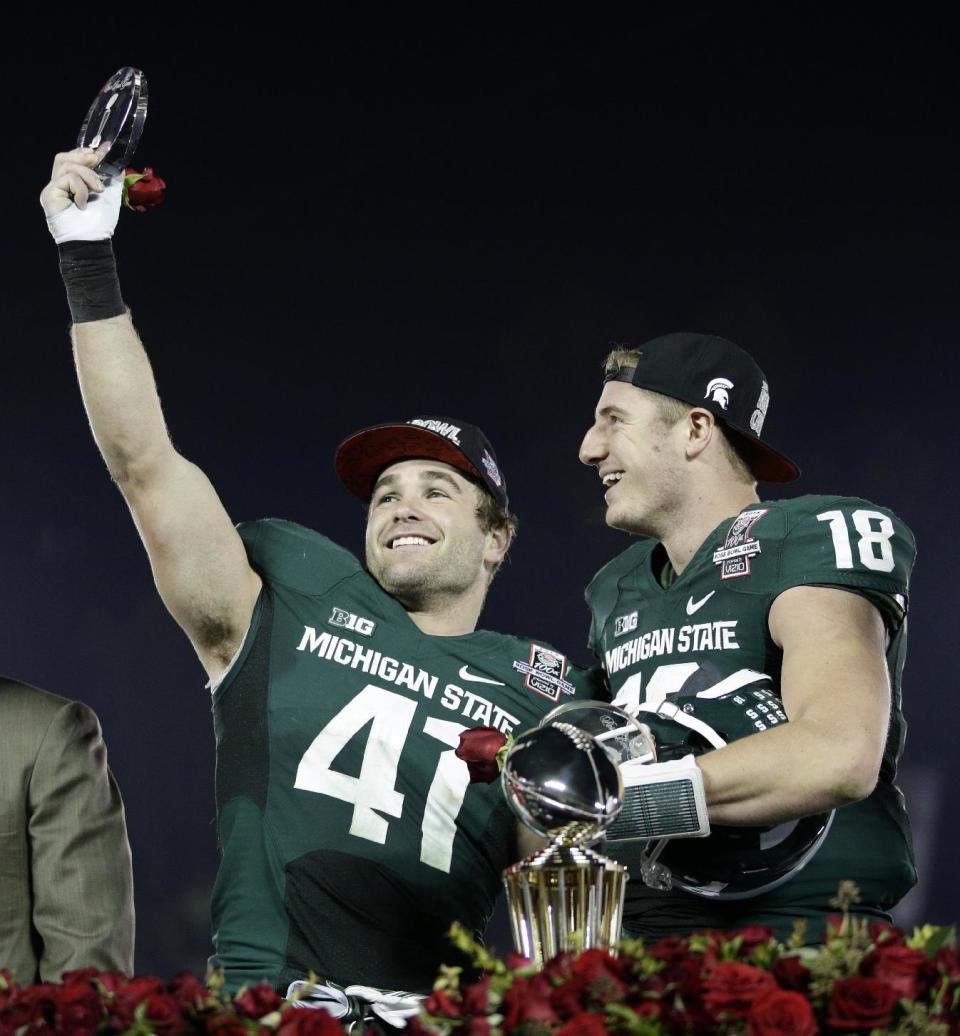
(43, 146), (261, 682)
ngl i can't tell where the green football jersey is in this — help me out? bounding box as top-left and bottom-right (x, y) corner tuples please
(210, 519), (599, 993)
(586, 495), (916, 942)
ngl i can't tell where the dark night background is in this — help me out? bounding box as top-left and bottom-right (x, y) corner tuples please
(3, 10), (956, 976)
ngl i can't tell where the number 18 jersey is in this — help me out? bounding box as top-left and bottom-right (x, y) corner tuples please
(210, 519), (599, 993)
(586, 495), (917, 940)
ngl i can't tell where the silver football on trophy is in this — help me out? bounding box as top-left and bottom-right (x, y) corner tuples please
(502, 721), (624, 838)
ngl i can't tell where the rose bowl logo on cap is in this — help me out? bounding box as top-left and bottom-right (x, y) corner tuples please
(481, 449), (502, 488)
(408, 418), (462, 446)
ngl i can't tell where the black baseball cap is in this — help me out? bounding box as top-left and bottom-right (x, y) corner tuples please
(604, 332), (800, 482)
(335, 416), (509, 507)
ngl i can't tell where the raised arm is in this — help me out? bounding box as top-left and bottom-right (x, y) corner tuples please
(41, 146), (261, 680)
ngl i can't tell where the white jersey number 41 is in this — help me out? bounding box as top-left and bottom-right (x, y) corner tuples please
(293, 684), (470, 874)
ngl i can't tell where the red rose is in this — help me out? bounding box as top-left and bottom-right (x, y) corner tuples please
(693, 929), (727, 970)
(703, 962), (778, 1020)
(455, 727), (507, 783)
(123, 167), (166, 211)
(937, 946), (960, 978)
(660, 954), (702, 1000)
(826, 976), (898, 1030)
(276, 1007), (345, 1036)
(772, 956), (811, 993)
(204, 1014), (250, 1036)
(460, 975), (492, 1016)
(505, 952), (533, 970)
(423, 989), (461, 1018)
(111, 977), (166, 1028)
(234, 982), (284, 1018)
(94, 973), (128, 995)
(9, 983), (59, 1026)
(502, 975), (559, 1029)
(550, 981), (585, 1019)
(119, 976), (165, 998)
(555, 1011), (609, 1036)
(868, 921), (906, 946)
(168, 971), (213, 1012)
(461, 1019), (492, 1036)
(746, 989), (817, 1036)
(60, 969), (101, 987)
(732, 926), (776, 954)
(140, 993), (183, 1036)
(571, 949), (627, 1007)
(55, 984), (104, 1036)
(542, 952), (576, 983)
(647, 936), (691, 963)
(404, 1019), (439, 1036)
(861, 944), (937, 999)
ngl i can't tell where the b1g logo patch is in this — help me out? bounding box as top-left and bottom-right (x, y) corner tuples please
(328, 607), (376, 637)
(712, 508), (769, 579)
(614, 612), (638, 637)
(512, 645), (576, 702)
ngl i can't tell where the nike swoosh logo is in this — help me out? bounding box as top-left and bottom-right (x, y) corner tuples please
(458, 665), (506, 686)
(686, 591), (716, 616)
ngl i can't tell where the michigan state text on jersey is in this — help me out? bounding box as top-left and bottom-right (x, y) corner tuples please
(212, 519), (598, 992)
(587, 495), (915, 940)
(579, 332), (917, 943)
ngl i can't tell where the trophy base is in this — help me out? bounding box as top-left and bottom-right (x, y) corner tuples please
(503, 834), (629, 966)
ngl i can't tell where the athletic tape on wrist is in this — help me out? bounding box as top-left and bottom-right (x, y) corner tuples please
(604, 754), (711, 842)
(58, 240), (126, 324)
(46, 177), (122, 244)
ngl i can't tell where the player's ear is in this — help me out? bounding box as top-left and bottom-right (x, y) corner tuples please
(484, 523), (512, 568)
(685, 407), (717, 461)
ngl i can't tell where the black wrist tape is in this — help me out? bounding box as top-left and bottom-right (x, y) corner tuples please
(58, 240), (126, 324)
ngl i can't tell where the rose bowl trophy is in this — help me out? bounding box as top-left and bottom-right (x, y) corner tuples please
(77, 67), (148, 177)
(500, 705), (656, 965)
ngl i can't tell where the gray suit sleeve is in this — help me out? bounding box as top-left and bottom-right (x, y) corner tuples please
(28, 701), (135, 980)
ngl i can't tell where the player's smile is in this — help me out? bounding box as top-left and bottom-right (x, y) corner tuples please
(600, 469), (625, 498)
(387, 534), (437, 549)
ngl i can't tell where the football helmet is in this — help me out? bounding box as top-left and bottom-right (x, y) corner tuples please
(562, 666), (834, 900)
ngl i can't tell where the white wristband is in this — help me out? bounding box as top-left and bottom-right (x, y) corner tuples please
(605, 753), (711, 843)
(46, 177), (123, 244)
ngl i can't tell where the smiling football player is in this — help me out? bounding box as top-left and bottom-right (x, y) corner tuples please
(41, 145), (600, 1012)
(579, 332), (916, 943)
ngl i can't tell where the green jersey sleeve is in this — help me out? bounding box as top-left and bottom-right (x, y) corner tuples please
(237, 519), (362, 596)
(585, 541), (655, 659)
(773, 496), (915, 629)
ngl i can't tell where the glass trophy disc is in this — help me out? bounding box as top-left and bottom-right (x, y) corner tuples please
(77, 67), (148, 177)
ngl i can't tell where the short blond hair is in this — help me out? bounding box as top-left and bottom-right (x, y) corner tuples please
(602, 346), (755, 481)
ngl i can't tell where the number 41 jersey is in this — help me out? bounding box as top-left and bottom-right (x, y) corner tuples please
(586, 495), (917, 940)
(210, 520), (599, 994)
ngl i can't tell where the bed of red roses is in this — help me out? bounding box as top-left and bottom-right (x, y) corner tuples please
(415, 894), (958, 1036)
(3, 890), (957, 1035)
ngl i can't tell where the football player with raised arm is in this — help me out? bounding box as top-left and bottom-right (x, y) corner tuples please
(40, 144), (599, 1010)
(579, 332), (915, 942)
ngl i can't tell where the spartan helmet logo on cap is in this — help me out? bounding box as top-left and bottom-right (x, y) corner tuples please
(705, 378), (735, 410)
